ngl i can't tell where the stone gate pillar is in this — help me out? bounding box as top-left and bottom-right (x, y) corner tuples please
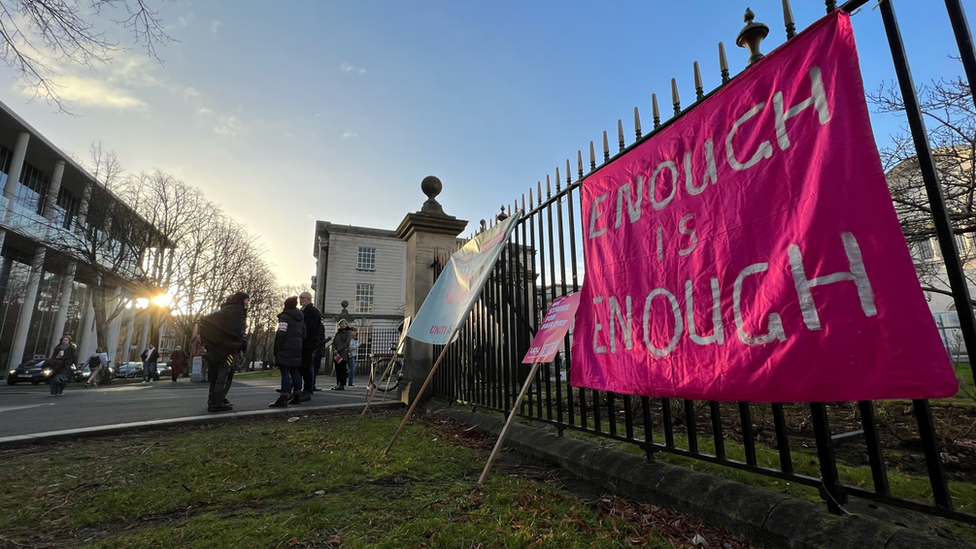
(395, 176), (467, 406)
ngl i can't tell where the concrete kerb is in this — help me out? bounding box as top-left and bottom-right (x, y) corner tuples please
(438, 407), (972, 549)
(0, 401), (403, 450)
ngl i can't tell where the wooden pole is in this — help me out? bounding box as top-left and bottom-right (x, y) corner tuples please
(383, 328), (458, 456)
(478, 361), (542, 486)
(361, 354), (398, 417)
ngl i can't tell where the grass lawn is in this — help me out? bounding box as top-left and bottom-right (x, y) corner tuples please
(0, 409), (754, 549)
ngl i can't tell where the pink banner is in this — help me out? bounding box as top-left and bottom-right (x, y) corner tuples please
(523, 293), (581, 364)
(571, 12), (957, 402)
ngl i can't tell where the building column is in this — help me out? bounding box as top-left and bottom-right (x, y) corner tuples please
(0, 131), (31, 254)
(48, 262), (77, 353)
(315, 235), (328, 311)
(42, 160), (65, 219)
(7, 248), (45, 369)
(395, 176), (468, 405)
(105, 287), (123, 362)
(76, 290), (96, 360)
(120, 311), (135, 364)
(138, 312), (150, 356)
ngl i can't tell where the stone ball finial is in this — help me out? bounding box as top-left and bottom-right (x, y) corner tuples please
(420, 175), (446, 215)
(340, 300), (349, 308)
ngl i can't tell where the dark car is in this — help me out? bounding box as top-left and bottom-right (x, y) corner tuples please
(115, 362), (144, 379)
(74, 363), (115, 384)
(6, 359), (76, 385)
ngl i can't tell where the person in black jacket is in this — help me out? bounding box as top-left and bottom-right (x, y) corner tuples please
(270, 296), (305, 407)
(47, 335), (77, 396)
(330, 319), (353, 390)
(298, 292), (323, 399)
(200, 291), (249, 412)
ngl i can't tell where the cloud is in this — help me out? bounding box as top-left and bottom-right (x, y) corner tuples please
(214, 115), (245, 137)
(340, 62), (367, 74)
(183, 87), (200, 100)
(43, 74), (146, 110)
(210, 20), (222, 36)
(198, 107), (213, 114)
(342, 132), (357, 138)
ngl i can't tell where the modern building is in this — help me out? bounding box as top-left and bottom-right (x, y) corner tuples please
(0, 98), (167, 376)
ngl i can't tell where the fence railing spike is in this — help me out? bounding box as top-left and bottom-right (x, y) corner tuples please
(554, 167), (560, 192)
(603, 131), (610, 162)
(825, 0), (836, 13)
(671, 78), (681, 116)
(589, 141), (596, 170)
(529, 187), (533, 207)
(783, 0), (796, 39)
(719, 41), (731, 84)
(634, 106), (642, 139)
(546, 174), (552, 198)
(522, 193), (526, 211)
(578, 150), (584, 179)
(566, 158), (572, 186)
(694, 61), (704, 101)
(537, 181), (543, 205)
(652, 93), (661, 128)
(617, 119), (625, 151)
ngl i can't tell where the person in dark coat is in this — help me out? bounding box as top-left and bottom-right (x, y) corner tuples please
(169, 345), (187, 382)
(298, 291), (323, 400)
(330, 319), (353, 390)
(200, 291), (249, 412)
(270, 296), (306, 407)
(141, 343), (160, 384)
(47, 335), (77, 396)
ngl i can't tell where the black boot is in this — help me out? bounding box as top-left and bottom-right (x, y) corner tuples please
(287, 391), (302, 405)
(269, 394), (289, 408)
(299, 391), (312, 401)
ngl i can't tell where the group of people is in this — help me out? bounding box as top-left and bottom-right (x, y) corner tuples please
(268, 292), (356, 407)
(38, 289), (360, 412)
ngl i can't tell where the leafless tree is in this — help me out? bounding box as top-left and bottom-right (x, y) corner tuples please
(0, 0), (172, 113)
(870, 76), (976, 296)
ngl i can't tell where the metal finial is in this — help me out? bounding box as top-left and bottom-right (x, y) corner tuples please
(617, 119), (625, 152)
(737, 7), (769, 66)
(555, 167), (561, 191)
(825, 0), (837, 13)
(693, 62), (704, 101)
(589, 141), (596, 170)
(497, 205), (508, 221)
(529, 187), (533, 207)
(719, 42), (730, 84)
(671, 78), (681, 116)
(634, 107), (642, 139)
(602, 131), (610, 162)
(537, 181), (543, 205)
(546, 175), (552, 198)
(652, 93), (661, 128)
(577, 150), (583, 179)
(508, 204), (512, 216)
(783, 0), (796, 39)
(565, 159), (571, 186)
(522, 193), (525, 212)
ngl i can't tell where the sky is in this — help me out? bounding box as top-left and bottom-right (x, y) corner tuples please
(0, 0), (971, 288)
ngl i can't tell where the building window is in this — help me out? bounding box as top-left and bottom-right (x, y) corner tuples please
(357, 247), (376, 271)
(355, 283), (374, 313)
(15, 163), (49, 215)
(915, 240), (935, 261)
(55, 187), (80, 230)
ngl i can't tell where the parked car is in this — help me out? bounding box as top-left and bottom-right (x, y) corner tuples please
(6, 359), (76, 385)
(156, 362), (170, 378)
(74, 364), (115, 384)
(115, 362), (144, 379)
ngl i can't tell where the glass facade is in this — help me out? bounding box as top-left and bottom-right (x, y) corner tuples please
(0, 251), (31, 368)
(55, 187), (80, 230)
(15, 163), (50, 215)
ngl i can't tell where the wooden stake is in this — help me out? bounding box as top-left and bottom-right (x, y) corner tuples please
(383, 327), (459, 455)
(478, 360), (543, 486)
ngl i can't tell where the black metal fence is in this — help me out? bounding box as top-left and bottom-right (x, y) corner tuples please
(429, 0), (976, 525)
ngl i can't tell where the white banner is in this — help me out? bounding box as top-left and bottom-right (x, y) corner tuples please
(408, 213), (521, 344)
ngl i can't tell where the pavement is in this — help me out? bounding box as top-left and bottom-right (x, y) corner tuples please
(0, 371), (402, 448)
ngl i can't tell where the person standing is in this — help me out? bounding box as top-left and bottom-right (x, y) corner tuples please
(199, 292), (249, 412)
(270, 296), (305, 407)
(330, 319), (352, 390)
(346, 328), (360, 387)
(47, 335), (76, 396)
(141, 343), (159, 385)
(298, 291), (322, 400)
(169, 345), (187, 382)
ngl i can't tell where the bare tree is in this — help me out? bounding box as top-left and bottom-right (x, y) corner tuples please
(0, 0), (172, 113)
(871, 76), (976, 294)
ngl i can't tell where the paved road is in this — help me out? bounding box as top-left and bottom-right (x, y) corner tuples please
(0, 373), (398, 440)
